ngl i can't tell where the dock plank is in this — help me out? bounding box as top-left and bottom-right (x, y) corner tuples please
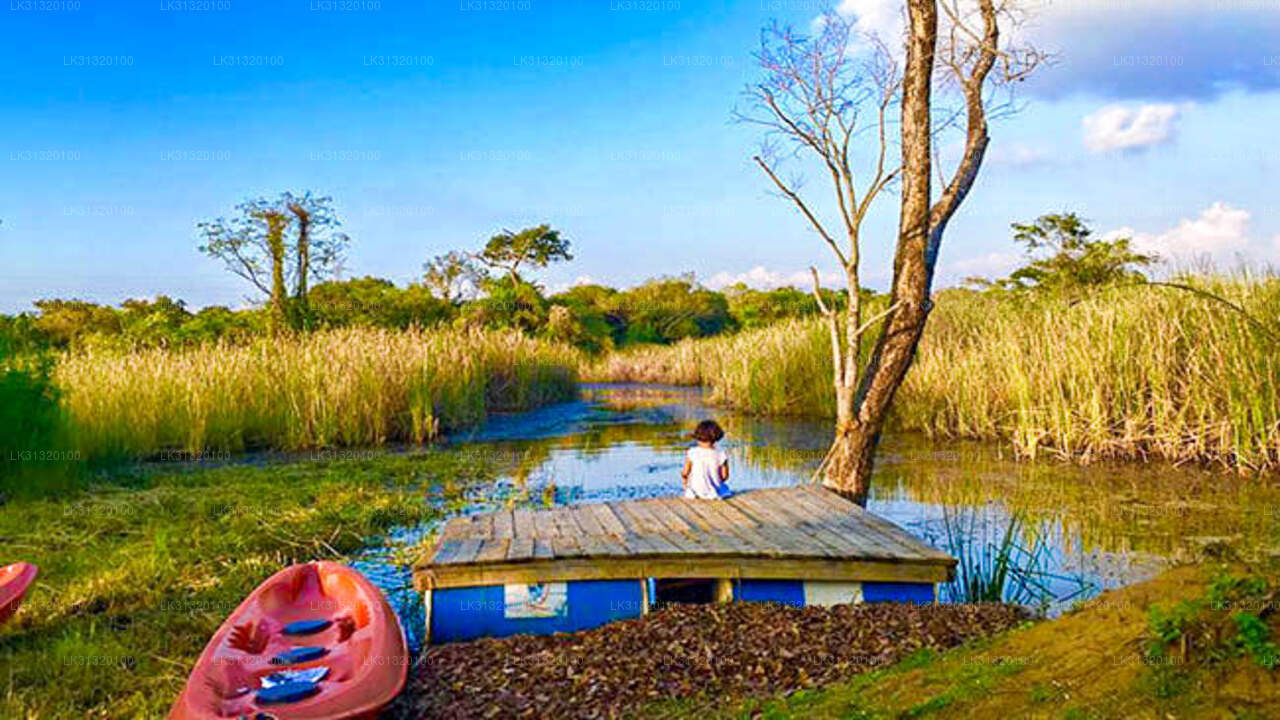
(783, 487), (901, 560)
(787, 487), (911, 560)
(532, 508), (560, 538)
(660, 498), (736, 555)
(492, 509), (515, 539)
(799, 486), (933, 559)
(506, 536), (535, 562)
(416, 486), (956, 584)
(729, 492), (840, 557)
(608, 502), (683, 555)
(513, 508), (536, 539)
(475, 538), (511, 563)
(624, 500), (702, 554)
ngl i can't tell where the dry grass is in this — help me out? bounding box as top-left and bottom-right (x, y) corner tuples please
(57, 327), (580, 459)
(587, 277), (1280, 472)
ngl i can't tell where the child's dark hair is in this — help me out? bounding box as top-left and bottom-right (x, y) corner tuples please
(692, 419), (725, 444)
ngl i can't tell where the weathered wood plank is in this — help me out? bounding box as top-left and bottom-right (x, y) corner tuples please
(607, 502), (683, 555)
(620, 501), (699, 554)
(567, 506), (633, 556)
(533, 538), (555, 559)
(450, 538), (485, 565)
(592, 503), (630, 536)
(784, 487), (902, 560)
(513, 508), (536, 539)
(588, 503), (658, 555)
(800, 486), (934, 559)
(430, 539), (465, 565)
(680, 500), (757, 554)
(439, 516), (472, 541)
(506, 536), (535, 562)
(474, 538), (511, 563)
(729, 492), (841, 557)
(492, 509), (515, 540)
(571, 505), (607, 536)
(660, 499), (737, 555)
(549, 507), (582, 540)
(788, 487), (911, 559)
(551, 534), (586, 559)
(532, 508), (560, 539)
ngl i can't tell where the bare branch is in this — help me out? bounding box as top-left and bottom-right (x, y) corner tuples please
(753, 155), (849, 269)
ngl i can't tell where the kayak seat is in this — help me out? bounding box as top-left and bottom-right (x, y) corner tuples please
(255, 680), (320, 705)
(282, 618), (332, 636)
(270, 646), (328, 665)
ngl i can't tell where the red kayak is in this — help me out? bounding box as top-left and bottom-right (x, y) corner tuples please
(170, 562), (408, 719)
(0, 562), (38, 625)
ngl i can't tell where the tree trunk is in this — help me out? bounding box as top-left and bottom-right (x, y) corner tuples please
(822, 0), (937, 507)
(265, 212), (289, 336)
(290, 203), (312, 330)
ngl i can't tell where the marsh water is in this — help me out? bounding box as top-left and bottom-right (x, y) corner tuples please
(354, 383), (1280, 652)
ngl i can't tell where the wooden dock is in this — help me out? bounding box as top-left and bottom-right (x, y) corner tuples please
(414, 485), (955, 590)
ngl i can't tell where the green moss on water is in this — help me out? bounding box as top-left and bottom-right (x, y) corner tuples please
(0, 450), (491, 718)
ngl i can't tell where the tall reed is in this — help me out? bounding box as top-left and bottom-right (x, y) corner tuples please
(586, 276), (1280, 471)
(56, 327), (580, 460)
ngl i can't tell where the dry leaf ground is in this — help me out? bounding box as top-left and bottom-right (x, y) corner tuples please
(396, 601), (1029, 719)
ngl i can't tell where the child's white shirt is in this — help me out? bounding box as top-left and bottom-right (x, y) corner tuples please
(684, 445), (729, 499)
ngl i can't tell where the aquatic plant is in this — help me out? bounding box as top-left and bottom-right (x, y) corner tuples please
(939, 509), (1064, 611)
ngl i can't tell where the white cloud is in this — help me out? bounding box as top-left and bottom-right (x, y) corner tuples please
(987, 142), (1054, 168)
(1111, 202), (1255, 262)
(1025, 0), (1280, 100)
(833, 0), (904, 44)
(1082, 103), (1183, 153)
(547, 275), (601, 294)
(704, 265), (841, 291)
(945, 251), (1021, 279)
(823, 1), (1280, 102)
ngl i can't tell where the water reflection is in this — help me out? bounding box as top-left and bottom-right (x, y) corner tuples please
(360, 383), (1280, 650)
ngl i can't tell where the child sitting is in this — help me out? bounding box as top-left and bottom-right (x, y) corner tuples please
(681, 419), (730, 499)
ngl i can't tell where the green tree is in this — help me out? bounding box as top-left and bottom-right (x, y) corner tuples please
(477, 225), (572, 284)
(971, 213), (1156, 295)
(178, 306), (261, 344)
(612, 276), (733, 345)
(547, 287), (617, 352)
(119, 296), (193, 347)
(308, 277), (452, 329)
(461, 277), (550, 334)
(723, 284), (846, 329)
(31, 299), (122, 347)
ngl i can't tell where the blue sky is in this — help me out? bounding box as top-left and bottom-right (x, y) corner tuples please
(2, 0), (1279, 312)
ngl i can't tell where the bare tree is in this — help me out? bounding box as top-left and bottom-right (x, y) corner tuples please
(743, 1), (1044, 505)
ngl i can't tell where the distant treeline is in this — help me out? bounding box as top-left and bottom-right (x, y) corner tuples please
(0, 276), (848, 354)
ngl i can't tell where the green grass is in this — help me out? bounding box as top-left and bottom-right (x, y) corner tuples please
(587, 276), (1280, 472)
(0, 450), (491, 718)
(52, 326), (580, 463)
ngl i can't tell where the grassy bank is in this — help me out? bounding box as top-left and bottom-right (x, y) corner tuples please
(641, 563), (1280, 719)
(587, 278), (1280, 472)
(0, 450), (490, 718)
(53, 327), (580, 462)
